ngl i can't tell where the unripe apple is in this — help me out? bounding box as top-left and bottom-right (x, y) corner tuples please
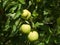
(20, 24), (31, 34)
(21, 9), (31, 20)
(28, 31), (39, 41)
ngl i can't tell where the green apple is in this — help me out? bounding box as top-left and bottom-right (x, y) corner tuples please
(21, 9), (31, 20)
(20, 24), (31, 34)
(57, 17), (60, 25)
(28, 31), (39, 41)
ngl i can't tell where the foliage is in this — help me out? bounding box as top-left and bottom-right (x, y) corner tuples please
(0, 0), (60, 45)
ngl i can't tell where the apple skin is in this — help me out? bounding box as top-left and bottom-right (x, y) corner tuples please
(21, 9), (31, 20)
(20, 24), (31, 34)
(28, 31), (39, 41)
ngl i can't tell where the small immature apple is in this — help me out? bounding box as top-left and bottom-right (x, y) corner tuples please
(20, 24), (31, 34)
(28, 31), (39, 41)
(21, 9), (31, 20)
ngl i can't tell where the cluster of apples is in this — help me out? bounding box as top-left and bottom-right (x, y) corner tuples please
(20, 9), (39, 42)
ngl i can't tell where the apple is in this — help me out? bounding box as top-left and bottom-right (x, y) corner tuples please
(21, 9), (31, 20)
(20, 24), (31, 34)
(28, 31), (39, 41)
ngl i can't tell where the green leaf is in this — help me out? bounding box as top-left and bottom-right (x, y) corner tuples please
(9, 25), (17, 37)
(57, 17), (60, 26)
(45, 35), (51, 44)
(29, 1), (32, 6)
(3, 0), (8, 8)
(7, 13), (16, 18)
(35, 22), (44, 28)
(5, 1), (17, 11)
(43, 10), (49, 15)
(18, 0), (25, 4)
(49, 28), (53, 34)
(12, 25), (16, 32)
(32, 10), (38, 17)
(9, 5), (17, 13)
(18, 4), (21, 10)
(57, 26), (60, 34)
(4, 17), (10, 31)
(37, 42), (45, 45)
(0, 0), (1, 2)
(43, 9), (51, 15)
(15, 19), (20, 26)
(40, 32), (45, 37)
(14, 10), (21, 19)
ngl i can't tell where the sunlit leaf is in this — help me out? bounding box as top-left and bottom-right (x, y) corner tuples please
(14, 10), (21, 19)
(37, 42), (45, 45)
(9, 5), (17, 13)
(35, 22), (44, 28)
(18, 0), (25, 4)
